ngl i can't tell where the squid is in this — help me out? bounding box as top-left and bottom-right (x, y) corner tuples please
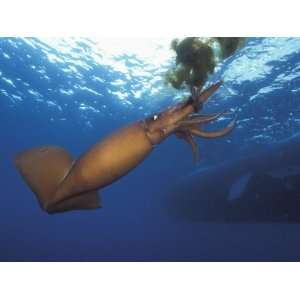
(15, 81), (236, 214)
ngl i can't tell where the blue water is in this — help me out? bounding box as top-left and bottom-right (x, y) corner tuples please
(1, 37), (300, 261)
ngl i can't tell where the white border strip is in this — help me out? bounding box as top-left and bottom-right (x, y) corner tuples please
(0, 0), (299, 36)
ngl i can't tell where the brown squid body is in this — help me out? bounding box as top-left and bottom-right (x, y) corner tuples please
(15, 81), (235, 214)
(15, 123), (153, 213)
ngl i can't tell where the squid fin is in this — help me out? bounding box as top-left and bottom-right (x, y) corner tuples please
(15, 146), (101, 214)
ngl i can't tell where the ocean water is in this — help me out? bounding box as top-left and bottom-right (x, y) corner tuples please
(1, 37), (300, 261)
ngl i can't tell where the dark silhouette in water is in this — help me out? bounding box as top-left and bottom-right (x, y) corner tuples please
(167, 132), (300, 223)
(15, 81), (235, 214)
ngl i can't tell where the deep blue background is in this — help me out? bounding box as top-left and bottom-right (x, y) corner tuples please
(1, 38), (300, 261)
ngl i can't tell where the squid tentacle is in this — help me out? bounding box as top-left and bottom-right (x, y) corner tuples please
(175, 131), (200, 162)
(189, 118), (236, 139)
(172, 80), (236, 161)
(178, 111), (226, 127)
(186, 81), (223, 113)
(197, 81), (223, 104)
